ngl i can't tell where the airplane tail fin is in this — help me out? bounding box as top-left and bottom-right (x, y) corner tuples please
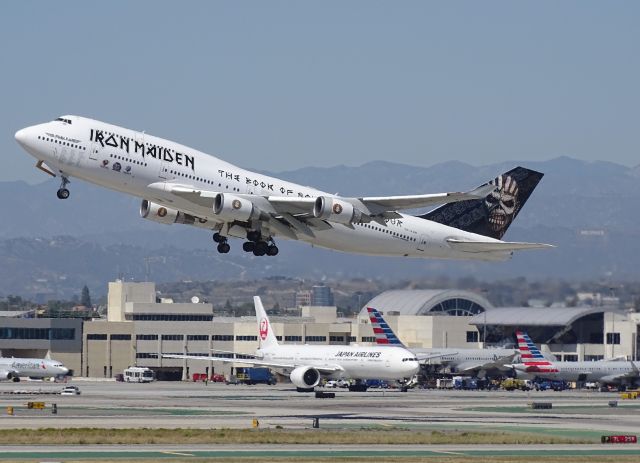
(367, 307), (404, 346)
(421, 167), (544, 240)
(515, 330), (558, 373)
(254, 296), (278, 350)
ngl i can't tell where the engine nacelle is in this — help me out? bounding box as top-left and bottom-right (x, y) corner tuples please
(289, 366), (321, 389)
(313, 197), (362, 224)
(0, 370), (14, 381)
(140, 200), (180, 225)
(140, 200), (211, 228)
(213, 193), (258, 222)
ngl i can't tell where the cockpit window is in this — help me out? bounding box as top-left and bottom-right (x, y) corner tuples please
(55, 117), (72, 125)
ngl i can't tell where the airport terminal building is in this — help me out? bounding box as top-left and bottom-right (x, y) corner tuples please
(1, 282), (639, 380)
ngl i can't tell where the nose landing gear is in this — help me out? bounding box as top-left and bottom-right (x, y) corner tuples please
(56, 176), (70, 199)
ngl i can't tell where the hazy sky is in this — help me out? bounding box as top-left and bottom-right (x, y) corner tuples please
(2, 1), (638, 183)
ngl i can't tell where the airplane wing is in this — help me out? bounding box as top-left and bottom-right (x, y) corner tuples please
(161, 354), (343, 374)
(358, 184), (496, 213)
(446, 239), (554, 253)
(147, 182), (497, 239)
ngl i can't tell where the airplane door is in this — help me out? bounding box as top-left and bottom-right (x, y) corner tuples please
(89, 140), (100, 161)
(417, 235), (428, 251)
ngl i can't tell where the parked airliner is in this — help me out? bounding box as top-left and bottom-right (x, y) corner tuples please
(512, 331), (639, 387)
(163, 296), (420, 391)
(367, 307), (516, 376)
(0, 357), (69, 382)
(15, 116), (552, 259)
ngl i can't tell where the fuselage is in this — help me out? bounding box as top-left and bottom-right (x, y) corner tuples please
(259, 344), (419, 380)
(0, 357), (69, 379)
(417, 347), (516, 372)
(15, 115), (511, 261)
(514, 360), (638, 384)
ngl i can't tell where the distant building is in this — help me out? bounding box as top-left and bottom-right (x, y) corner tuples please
(294, 290), (311, 307)
(311, 285), (333, 307)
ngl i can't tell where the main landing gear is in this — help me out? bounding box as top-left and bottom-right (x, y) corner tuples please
(56, 176), (70, 200)
(213, 231), (279, 256)
(243, 232), (278, 257)
(212, 233), (230, 254)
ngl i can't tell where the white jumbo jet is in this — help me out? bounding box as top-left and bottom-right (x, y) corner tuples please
(163, 296), (420, 391)
(15, 116), (552, 259)
(0, 357), (69, 382)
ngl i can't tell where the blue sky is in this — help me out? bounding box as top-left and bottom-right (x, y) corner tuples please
(2, 1), (638, 183)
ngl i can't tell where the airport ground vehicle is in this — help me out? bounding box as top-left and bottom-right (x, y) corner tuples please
(501, 378), (533, 391)
(60, 385), (80, 395)
(325, 379), (350, 388)
(123, 367), (155, 383)
(233, 367), (276, 385)
(534, 379), (569, 391)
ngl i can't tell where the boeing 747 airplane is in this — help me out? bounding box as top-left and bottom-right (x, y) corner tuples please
(15, 116), (552, 259)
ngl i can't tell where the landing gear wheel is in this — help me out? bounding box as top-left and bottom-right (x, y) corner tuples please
(253, 241), (268, 256)
(217, 243), (230, 253)
(267, 245), (279, 256)
(57, 175), (70, 199)
(213, 233), (223, 243)
(243, 242), (256, 252)
(246, 230), (260, 242)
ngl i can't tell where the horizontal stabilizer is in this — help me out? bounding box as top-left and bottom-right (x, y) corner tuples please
(446, 238), (555, 253)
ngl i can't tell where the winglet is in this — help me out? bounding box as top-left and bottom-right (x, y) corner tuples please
(254, 296), (279, 350)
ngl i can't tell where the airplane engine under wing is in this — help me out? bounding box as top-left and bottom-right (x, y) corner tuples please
(0, 370), (15, 381)
(313, 197), (363, 225)
(140, 200), (212, 228)
(289, 366), (321, 389)
(214, 193), (260, 222)
(140, 199), (180, 225)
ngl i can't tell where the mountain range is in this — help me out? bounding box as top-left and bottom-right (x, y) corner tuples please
(2, 156), (639, 300)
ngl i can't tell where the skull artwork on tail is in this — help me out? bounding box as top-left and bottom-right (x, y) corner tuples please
(485, 175), (519, 238)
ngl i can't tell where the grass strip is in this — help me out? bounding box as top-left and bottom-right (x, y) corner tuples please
(0, 428), (593, 445)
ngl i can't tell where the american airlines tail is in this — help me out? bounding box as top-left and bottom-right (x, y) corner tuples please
(367, 307), (403, 345)
(516, 331), (558, 373)
(422, 167), (544, 240)
(254, 296), (279, 350)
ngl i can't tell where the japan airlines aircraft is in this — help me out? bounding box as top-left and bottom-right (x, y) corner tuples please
(366, 307), (515, 376)
(0, 357), (69, 382)
(163, 296), (420, 391)
(15, 116), (552, 259)
(512, 331), (639, 387)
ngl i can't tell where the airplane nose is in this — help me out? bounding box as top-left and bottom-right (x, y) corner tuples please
(61, 366), (69, 375)
(15, 128), (28, 146)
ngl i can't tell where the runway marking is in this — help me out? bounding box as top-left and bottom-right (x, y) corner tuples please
(432, 450), (464, 455)
(162, 451), (195, 456)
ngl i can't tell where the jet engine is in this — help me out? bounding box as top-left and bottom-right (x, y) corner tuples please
(313, 197), (363, 224)
(140, 200), (180, 225)
(213, 193), (259, 222)
(140, 200), (211, 228)
(0, 370), (14, 381)
(289, 366), (321, 389)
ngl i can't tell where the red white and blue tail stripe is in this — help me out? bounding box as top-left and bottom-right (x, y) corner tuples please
(367, 307), (403, 346)
(516, 331), (558, 373)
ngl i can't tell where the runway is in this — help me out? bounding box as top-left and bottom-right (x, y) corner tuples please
(1, 380), (639, 460)
(2, 443), (640, 460)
